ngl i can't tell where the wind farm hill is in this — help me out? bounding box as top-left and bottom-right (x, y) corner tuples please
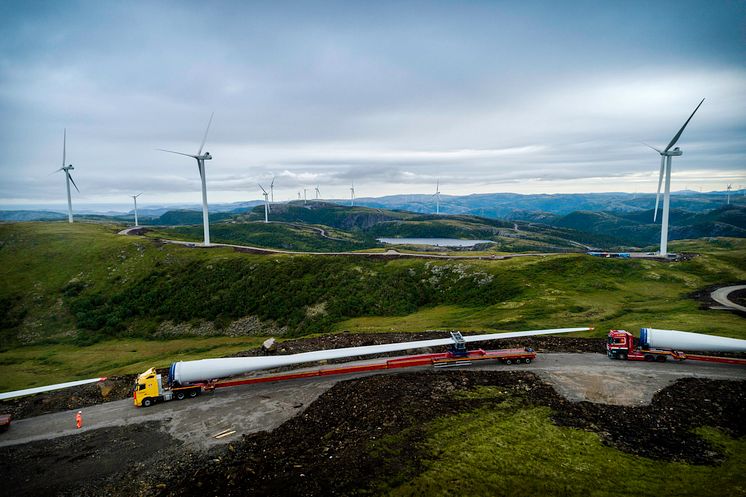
(162, 202), (618, 252)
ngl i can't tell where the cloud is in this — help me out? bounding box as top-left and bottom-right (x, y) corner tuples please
(0, 1), (744, 206)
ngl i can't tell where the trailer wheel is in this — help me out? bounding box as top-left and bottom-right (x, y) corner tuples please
(644, 354), (655, 362)
(656, 355), (667, 363)
(176, 391), (186, 400)
(189, 389), (199, 398)
(524, 358), (532, 364)
(142, 398), (153, 407)
(505, 359), (512, 365)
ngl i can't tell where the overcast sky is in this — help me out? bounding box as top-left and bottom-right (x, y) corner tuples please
(1, 0), (745, 208)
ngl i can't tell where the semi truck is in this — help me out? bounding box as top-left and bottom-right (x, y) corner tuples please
(607, 328), (746, 365)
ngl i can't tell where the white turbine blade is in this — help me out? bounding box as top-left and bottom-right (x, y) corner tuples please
(0, 377), (107, 401)
(641, 142), (662, 154)
(157, 148), (198, 159)
(653, 155), (665, 222)
(267, 203), (271, 213)
(271, 176), (276, 188)
(62, 128), (66, 168)
(259, 183), (267, 194)
(135, 192), (143, 198)
(664, 98), (705, 153)
(172, 327), (592, 383)
(197, 112), (214, 156)
(50, 167), (64, 175)
(67, 171), (80, 193)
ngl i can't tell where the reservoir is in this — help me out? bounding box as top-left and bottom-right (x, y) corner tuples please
(377, 237), (493, 247)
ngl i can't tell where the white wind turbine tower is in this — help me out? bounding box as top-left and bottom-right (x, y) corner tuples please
(158, 113), (214, 245)
(53, 129), (80, 223)
(259, 184), (270, 223)
(131, 193), (143, 227)
(297, 191), (301, 200)
(726, 184), (732, 205)
(350, 180), (355, 207)
(304, 188), (307, 204)
(644, 98), (704, 257)
(433, 179), (441, 214)
(270, 176), (276, 203)
(315, 185), (321, 200)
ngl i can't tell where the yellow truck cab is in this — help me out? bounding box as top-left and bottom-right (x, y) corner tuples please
(133, 367), (200, 407)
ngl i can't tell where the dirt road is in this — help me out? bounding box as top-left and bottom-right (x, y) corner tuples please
(2, 353), (743, 451)
(711, 284), (746, 313)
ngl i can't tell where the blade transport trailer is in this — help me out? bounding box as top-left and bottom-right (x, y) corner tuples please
(607, 328), (746, 365)
(133, 333), (537, 408)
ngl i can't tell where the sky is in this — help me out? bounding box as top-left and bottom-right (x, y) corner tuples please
(1, 0), (745, 209)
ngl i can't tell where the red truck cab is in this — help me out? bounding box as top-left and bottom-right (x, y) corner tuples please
(607, 329), (635, 359)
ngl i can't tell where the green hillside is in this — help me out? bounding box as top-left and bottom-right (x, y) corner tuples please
(1, 222), (744, 392)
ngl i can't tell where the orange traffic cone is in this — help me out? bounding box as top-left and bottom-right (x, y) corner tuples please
(75, 411), (82, 429)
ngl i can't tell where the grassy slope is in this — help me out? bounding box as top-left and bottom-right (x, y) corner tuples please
(1, 222), (745, 390)
(378, 394), (744, 496)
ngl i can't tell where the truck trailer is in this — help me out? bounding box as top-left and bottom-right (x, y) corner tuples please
(607, 328), (746, 365)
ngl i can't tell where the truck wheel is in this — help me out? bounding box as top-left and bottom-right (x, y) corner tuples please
(644, 355), (655, 362)
(505, 359), (512, 365)
(656, 355), (667, 363)
(176, 391), (186, 400)
(524, 358), (531, 364)
(189, 389), (199, 398)
(142, 398), (153, 407)
(619, 353), (627, 361)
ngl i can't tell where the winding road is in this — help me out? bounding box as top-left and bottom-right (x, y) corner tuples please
(118, 227), (564, 260)
(711, 284), (746, 313)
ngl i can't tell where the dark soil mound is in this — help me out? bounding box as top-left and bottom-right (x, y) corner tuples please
(133, 372), (743, 497)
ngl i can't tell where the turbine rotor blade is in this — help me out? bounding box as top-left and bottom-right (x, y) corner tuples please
(270, 176), (275, 188)
(198, 112), (214, 156)
(653, 156), (665, 222)
(642, 142), (662, 154)
(62, 128), (66, 168)
(157, 148), (198, 159)
(67, 171), (80, 193)
(664, 98), (705, 153)
(259, 183), (267, 194)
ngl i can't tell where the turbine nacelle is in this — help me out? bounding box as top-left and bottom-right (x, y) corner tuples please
(198, 152), (212, 161)
(666, 147), (682, 157)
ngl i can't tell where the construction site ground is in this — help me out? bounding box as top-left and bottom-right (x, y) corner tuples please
(2, 350), (745, 496)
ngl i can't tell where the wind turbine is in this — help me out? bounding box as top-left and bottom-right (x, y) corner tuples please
(726, 184), (732, 205)
(53, 129), (80, 223)
(350, 180), (355, 207)
(315, 185), (321, 200)
(131, 193), (142, 227)
(297, 191), (301, 200)
(259, 184), (270, 223)
(644, 98), (704, 257)
(433, 179), (441, 215)
(304, 188), (307, 205)
(270, 176), (276, 203)
(158, 112), (214, 245)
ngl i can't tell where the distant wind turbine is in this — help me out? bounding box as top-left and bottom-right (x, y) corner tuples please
(157, 112), (214, 245)
(259, 184), (270, 223)
(297, 191), (301, 200)
(53, 129), (80, 223)
(315, 185), (321, 200)
(433, 179), (441, 215)
(131, 193), (142, 227)
(304, 188), (307, 204)
(350, 181), (355, 207)
(643, 98), (704, 256)
(727, 184), (732, 205)
(270, 176), (276, 203)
